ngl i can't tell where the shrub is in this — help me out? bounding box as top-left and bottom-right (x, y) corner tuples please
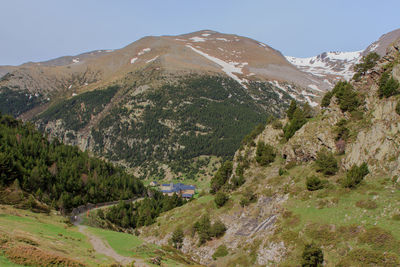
(301, 243), (324, 267)
(321, 91), (333, 107)
(353, 52), (380, 77)
(170, 227), (184, 249)
(315, 149), (338, 176)
(396, 101), (400, 116)
(379, 71), (399, 98)
(342, 163), (369, 188)
(210, 161), (233, 193)
(332, 81), (360, 112)
(214, 192), (229, 208)
(306, 176), (324, 191)
(286, 100), (298, 120)
(212, 245), (228, 260)
(193, 215), (227, 245)
(255, 141), (276, 166)
(239, 189), (257, 207)
(211, 220), (227, 238)
(283, 108), (307, 140)
(335, 119), (349, 141)
(271, 119), (283, 129)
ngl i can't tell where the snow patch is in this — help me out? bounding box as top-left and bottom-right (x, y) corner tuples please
(72, 58), (79, 63)
(189, 36), (206, 42)
(308, 84), (322, 92)
(146, 56), (159, 63)
(216, 37), (229, 42)
(201, 33), (211, 37)
(138, 48), (151, 56)
(369, 42), (380, 51)
(130, 57), (138, 64)
(186, 45), (248, 87)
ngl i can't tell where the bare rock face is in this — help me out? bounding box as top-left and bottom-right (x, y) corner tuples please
(282, 103), (343, 162)
(344, 97), (400, 176)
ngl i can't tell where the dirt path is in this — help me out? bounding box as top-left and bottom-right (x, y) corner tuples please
(74, 199), (149, 266)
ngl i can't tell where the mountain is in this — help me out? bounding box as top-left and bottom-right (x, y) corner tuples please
(138, 35), (400, 266)
(0, 30), (329, 180)
(286, 50), (362, 82)
(287, 28), (400, 83)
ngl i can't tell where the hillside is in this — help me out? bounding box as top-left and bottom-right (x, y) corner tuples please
(0, 113), (145, 212)
(134, 37), (400, 266)
(0, 30), (328, 180)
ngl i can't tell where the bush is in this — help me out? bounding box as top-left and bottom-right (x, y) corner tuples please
(212, 245), (228, 260)
(271, 119), (283, 129)
(342, 163), (369, 188)
(214, 192), (229, 208)
(255, 141), (276, 166)
(210, 161), (233, 193)
(286, 100), (298, 120)
(239, 189), (257, 207)
(396, 101), (400, 116)
(321, 91), (333, 107)
(170, 227), (184, 249)
(332, 81), (360, 112)
(306, 176), (324, 191)
(301, 243), (324, 267)
(379, 72), (399, 98)
(335, 119), (350, 141)
(193, 215), (226, 245)
(353, 52), (380, 77)
(283, 107), (307, 140)
(211, 220), (227, 238)
(315, 149), (338, 176)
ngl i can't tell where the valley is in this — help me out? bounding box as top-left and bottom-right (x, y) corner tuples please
(1, 26), (400, 266)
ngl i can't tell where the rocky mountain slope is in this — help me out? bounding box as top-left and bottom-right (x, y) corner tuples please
(138, 37), (400, 266)
(287, 28), (400, 83)
(0, 30), (329, 179)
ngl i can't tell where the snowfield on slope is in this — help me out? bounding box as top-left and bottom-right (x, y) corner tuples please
(286, 51), (362, 80)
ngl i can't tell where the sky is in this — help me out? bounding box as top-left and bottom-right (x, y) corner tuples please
(1, 0), (399, 65)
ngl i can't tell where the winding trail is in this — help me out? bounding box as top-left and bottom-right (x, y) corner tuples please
(74, 199), (149, 267)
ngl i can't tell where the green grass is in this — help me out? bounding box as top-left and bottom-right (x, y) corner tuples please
(86, 226), (144, 257)
(0, 254), (24, 266)
(0, 206), (113, 266)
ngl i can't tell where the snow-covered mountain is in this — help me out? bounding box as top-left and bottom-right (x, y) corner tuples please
(286, 28), (400, 84)
(286, 51), (362, 82)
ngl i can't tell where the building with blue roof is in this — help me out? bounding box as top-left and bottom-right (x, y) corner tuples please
(160, 183), (196, 198)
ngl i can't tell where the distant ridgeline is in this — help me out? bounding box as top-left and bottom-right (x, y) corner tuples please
(0, 113), (145, 212)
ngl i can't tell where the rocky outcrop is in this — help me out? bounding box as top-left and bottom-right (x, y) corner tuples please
(344, 93), (400, 176)
(282, 103), (343, 162)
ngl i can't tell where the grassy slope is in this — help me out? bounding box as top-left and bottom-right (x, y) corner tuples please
(0, 205), (112, 266)
(0, 205), (198, 266)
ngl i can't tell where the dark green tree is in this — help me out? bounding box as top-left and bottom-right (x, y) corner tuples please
(255, 141), (276, 166)
(379, 72), (399, 98)
(342, 163), (369, 188)
(315, 149), (338, 176)
(214, 192), (229, 208)
(286, 100), (298, 120)
(301, 243), (324, 267)
(306, 176), (324, 191)
(353, 52), (380, 77)
(171, 227), (184, 249)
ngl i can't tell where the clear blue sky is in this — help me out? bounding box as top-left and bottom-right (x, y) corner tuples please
(1, 0), (399, 65)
